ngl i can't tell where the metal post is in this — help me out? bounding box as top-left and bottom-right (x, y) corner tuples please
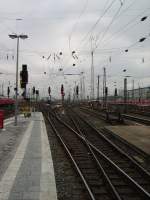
(124, 78), (127, 113)
(9, 33), (28, 123)
(33, 93), (35, 113)
(103, 67), (106, 107)
(132, 79), (134, 101)
(80, 76), (82, 101)
(29, 88), (31, 112)
(82, 76), (85, 100)
(62, 95), (64, 105)
(14, 37), (19, 126)
(97, 75), (100, 100)
(91, 51), (94, 100)
(138, 83), (141, 103)
(2, 83), (4, 96)
(74, 81), (76, 102)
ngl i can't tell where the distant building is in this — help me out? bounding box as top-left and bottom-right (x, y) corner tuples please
(119, 86), (150, 100)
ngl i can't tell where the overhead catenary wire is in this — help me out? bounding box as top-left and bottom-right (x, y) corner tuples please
(96, 32), (150, 68)
(79, 0), (137, 53)
(115, 0), (136, 18)
(64, 0), (138, 67)
(94, 1), (124, 51)
(78, 0), (138, 52)
(4, 1), (149, 79)
(64, 0), (117, 71)
(68, 0), (89, 52)
(52, 1), (135, 71)
(100, 9), (150, 48)
(61, 0), (89, 70)
(79, 0), (117, 49)
(77, 2), (150, 71)
(50, 35), (149, 74)
(14, 30), (150, 62)
(91, 13), (150, 69)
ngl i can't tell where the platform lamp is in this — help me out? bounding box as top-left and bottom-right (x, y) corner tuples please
(123, 69), (132, 113)
(8, 34), (28, 126)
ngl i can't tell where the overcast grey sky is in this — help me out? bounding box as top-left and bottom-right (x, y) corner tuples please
(0, 0), (150, 98)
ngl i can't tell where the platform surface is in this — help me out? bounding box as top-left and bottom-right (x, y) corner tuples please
(106, 125), (150, 155)
(0, 112), (57, 200)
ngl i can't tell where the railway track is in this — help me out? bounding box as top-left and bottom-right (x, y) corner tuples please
(74, 106), (150, 164)
(101, 128), (150, 169)
(80, 106), (150, 125)
(63, 109), (150, 196)
(79, 107), (123, 124)
(122, 113), (150, 125)
(46, 112), (114, 200)
(131, 111), (150, 118)
(42, 106), (150, 199)
(68, 107), (150, 169)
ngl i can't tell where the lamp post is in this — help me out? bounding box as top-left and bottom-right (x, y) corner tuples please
(123, 74), (131, 113)
(97, 75), (100, 101)
(8, 34), (28, 126)
(113, 81), (117, 102)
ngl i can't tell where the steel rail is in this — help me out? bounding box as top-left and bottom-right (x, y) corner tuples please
(63, 111), (122, 200)
(46, 110), (130, 200)
(85, 143), (122, 200)
(80, 107), (106, 120)
(48, 112), (123, 200)
(52, 111), (150, 199)
(78, 107), (149, 163)
(71, 109), (150, 178)
(102, 127), (149, 160)
(122, 114), (150, 125)
(41, 105), (150, 199)
(80, 107), (121, 123)
(89, 142), (150, 199)
(67, 111), (150, 199)
(47, 113), (96, 200)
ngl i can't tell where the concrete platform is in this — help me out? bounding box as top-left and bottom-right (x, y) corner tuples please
(0, 112), (57, 200)
(106, 125), (150, 155)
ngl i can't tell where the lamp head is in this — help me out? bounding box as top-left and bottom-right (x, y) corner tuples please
(19, 34), (28, 39)
(9, 34), (17, 39)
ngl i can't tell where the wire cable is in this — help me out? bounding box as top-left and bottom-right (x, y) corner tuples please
(100, 9), (150, 48)
(79, 0), (137, 52)
(79, 0), (117, 49)
(68, 0), (89, 51)
(94, 2), (124, 51)
(96, 32), (150, 68)
(65, 0), (117, 72)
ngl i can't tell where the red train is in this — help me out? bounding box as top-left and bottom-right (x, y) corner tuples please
(86, 99), (150, 112)
(0, 98), (15, 106)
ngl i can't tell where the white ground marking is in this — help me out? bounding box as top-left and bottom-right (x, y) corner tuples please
(40, 113), (58, 200)
(3, 114), (24, 126)
(4, 121), (14, 126)
(0, 121), (33, 199)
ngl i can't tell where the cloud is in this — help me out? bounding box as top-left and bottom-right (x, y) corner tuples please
(0, 0), (150, 98)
